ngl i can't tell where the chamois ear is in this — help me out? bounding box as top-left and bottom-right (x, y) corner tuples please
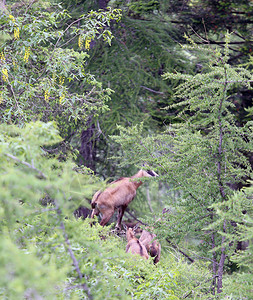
(132, 223), (140, 232)
(123, 223), (128, 232)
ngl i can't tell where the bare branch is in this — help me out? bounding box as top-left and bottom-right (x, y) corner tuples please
(140, 86), (164, 95)
(55, 203), (93, 300)
(125, 209), (149, 226)
(166, 238), (195, 263)
(5, 153), (47, 179)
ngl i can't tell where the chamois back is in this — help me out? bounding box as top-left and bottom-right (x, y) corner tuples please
(125, 227), (149, 260)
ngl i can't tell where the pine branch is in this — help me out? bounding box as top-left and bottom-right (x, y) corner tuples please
(217, 55), (228, 201)
(189, 28), (242, 53)
(138, 140), (207, 209)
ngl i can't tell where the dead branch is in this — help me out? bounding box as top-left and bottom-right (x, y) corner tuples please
(5, 153), (47, 179)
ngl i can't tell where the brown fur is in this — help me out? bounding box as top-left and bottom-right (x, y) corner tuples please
(125, 228), (149, 259)
(90, 169), (158, 228)
(139, 229), (161, 264)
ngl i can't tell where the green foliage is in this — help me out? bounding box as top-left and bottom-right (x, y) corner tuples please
(134, 268), (178, 300)
(88, 8), (188, 130)
(0, 121), (99, 220)
(0, 121), (94, 298)
(0, 121), (212, 299)
(0, 236), (64, 299)
(0, 2), (121, 138)
(80, 0), (195, 175)
(127, 0), (160, 16)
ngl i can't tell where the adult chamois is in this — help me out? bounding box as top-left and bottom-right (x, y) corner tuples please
(125, 227), (149, 260)
(139, 229), (161, 264)
(90, 169), (158, 228)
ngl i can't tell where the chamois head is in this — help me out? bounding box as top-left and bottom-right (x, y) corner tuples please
(132, 169), (159, 180)
(140, 163), (159, 178)
(126, 227), (136, 241)
(124, 223), (139, 241)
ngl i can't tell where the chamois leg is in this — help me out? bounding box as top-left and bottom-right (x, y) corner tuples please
(89, 207), (100, 227)
(116, 205), (127, 229)
(90, 207), (99, 219)
(100, 209), (114, 227)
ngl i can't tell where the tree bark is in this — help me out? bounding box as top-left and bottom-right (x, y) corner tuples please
(79, 117), (96, 171)
(211, 232), (217, 294)
(216, 57), (228, 293)
(217, 220), (227, 293)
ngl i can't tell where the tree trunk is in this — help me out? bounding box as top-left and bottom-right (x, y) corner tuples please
(216, 63), (228, 294)
(217, 220), (227, 293)
(211, 232), (217, 295)
(79, 117), (96, 171)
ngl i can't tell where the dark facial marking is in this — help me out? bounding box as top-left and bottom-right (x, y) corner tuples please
(137, 240), (144, 256)
(147, 170), (155, 177)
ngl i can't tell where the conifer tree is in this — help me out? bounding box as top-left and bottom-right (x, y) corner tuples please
(112, 33), (253, 294)
(214, 183), (253, 298)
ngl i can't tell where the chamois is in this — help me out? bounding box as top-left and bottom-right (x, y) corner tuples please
(125, 227), (149, 260)
(139, 229), (161, 264)
(90, 169), (158, 228)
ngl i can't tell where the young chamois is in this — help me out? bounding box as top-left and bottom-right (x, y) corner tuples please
(125, 227), (149, 260)
(139, 229), (161, 264)
(90, 169), (158, 229)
